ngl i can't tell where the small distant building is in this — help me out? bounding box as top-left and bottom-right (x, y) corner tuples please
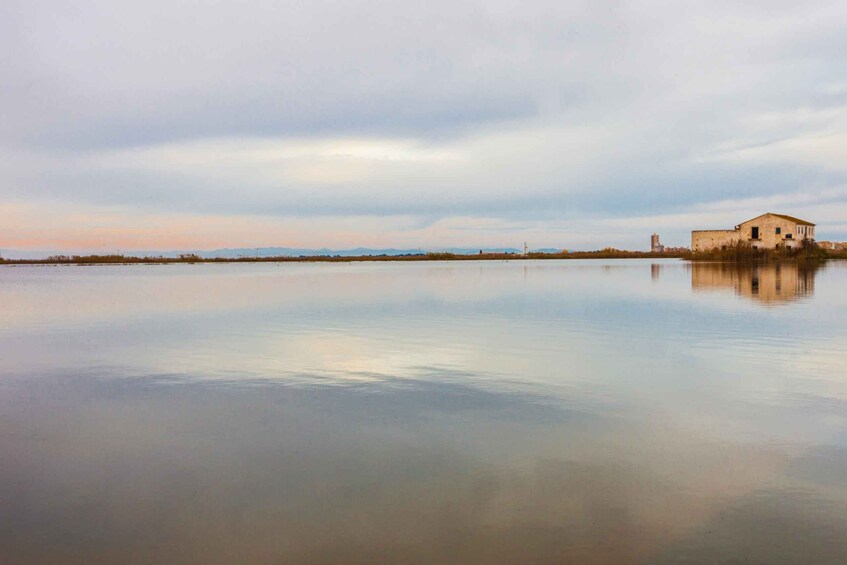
(691, 213), (815, 252)
(650, 234), (664, 253)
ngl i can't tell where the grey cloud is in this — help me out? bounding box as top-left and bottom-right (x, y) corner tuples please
(6, 0), (839, 149)
(5, 150), (831, 221)
(1, 0), (846, 235)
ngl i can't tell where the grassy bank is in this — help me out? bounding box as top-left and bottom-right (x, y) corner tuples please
(3, 244), (843, 265)
(1, 250), (690, 265)
(689, 240), (833, 263)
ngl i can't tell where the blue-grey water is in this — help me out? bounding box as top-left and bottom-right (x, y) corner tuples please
(1, 259), (846, 564)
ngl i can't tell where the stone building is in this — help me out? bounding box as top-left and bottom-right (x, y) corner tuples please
(691, 213), (815, 252)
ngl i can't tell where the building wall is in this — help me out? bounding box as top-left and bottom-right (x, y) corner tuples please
(737, 215), (809, 250)
(692, 214), (815, 252)
(691, 230), (739, 252)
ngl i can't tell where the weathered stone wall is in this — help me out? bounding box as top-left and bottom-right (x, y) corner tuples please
(691, 230), (739, 252)
(737, 215), (810, 250)
(692, 214), (815, 251)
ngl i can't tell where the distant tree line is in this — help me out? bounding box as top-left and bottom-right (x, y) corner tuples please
(3, 249), (690, 265)
(2, 243), (845, 266)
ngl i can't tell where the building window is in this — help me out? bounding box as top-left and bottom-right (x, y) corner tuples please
(786, 233), (792, 239)
(751, 226), (759, 239)
(776, 227), (781, 235)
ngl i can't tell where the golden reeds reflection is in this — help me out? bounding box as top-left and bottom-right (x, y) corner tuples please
(691, 262), (818, 304)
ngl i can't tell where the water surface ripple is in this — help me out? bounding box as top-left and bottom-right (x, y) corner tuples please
(1, 259), (846, 563)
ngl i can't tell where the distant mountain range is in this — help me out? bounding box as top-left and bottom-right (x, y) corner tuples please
(1, 247), (565, 260)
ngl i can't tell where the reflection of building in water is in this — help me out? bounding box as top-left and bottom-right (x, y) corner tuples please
(691, 262), (817, 304)
(651, 263), (661, 281)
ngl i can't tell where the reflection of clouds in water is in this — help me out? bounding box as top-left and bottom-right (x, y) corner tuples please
(783, 337), (847, 391)
(653, 485), (847, 565)
(0, 261), (689, 333)
(2, 261), (847, 562)
(4, 372), (842, 564)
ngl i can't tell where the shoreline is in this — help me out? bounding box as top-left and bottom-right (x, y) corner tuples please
(2, 251), (845, 266)
(0, 251), (689, 265)
(0, 249), (847, 266)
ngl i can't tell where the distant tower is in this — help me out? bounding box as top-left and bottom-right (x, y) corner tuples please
(523, 242), (528, 256)
(651, 234), (664, 253)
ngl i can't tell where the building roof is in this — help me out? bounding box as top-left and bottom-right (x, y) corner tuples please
(738, 213), (815, 227)
(769, 213), (815, 226)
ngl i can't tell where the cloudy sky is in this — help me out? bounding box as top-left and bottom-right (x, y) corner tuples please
(2, 0), (846, 252)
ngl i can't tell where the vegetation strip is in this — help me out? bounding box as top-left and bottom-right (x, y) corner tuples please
(1, 244), (844, 265)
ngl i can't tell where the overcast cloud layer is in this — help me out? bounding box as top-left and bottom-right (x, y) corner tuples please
(2, 0), (846, 251)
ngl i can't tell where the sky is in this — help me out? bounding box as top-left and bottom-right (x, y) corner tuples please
(2, 0), (846, 252)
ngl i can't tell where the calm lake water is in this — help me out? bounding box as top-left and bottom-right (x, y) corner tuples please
(2, 259), (846, 564)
